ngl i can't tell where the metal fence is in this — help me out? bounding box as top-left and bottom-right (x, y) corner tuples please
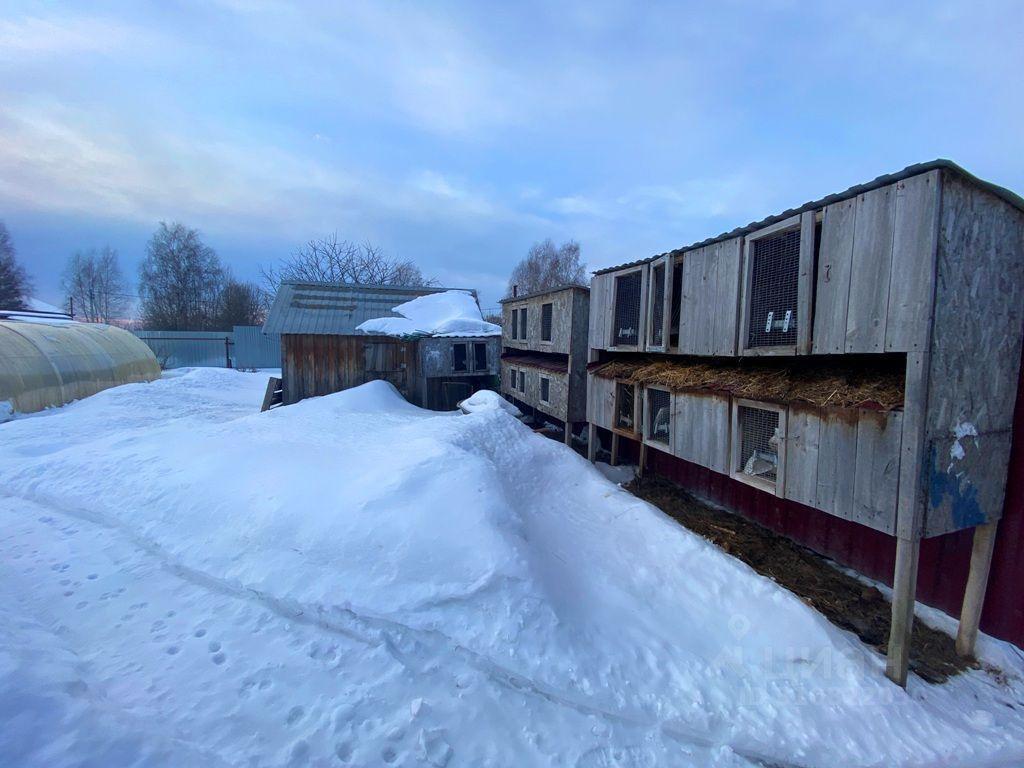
(132, 326), (281, 370)
(233, 325), (281, 369)
(133, 330), (234, 369)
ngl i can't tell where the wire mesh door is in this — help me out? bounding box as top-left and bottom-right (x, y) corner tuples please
(646, 388), (671, 445)
(615, 382), (635, 430)
(747, 228), (800, 348)
(738, 405), (781, 483)
(613, 272), (642, 347)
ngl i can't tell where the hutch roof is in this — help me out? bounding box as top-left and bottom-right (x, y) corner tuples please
(593, 159), (1024, 276)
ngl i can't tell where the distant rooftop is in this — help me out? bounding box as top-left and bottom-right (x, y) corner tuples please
(262, 281), (476, 336)
(498, 283), (590, 304)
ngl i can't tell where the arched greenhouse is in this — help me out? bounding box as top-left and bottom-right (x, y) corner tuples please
(0, 318), (161, 417)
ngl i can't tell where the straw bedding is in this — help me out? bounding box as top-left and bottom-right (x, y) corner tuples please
(590, 357), (905, 410)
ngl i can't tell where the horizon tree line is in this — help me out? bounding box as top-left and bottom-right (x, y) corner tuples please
(1, 217), (585, 330)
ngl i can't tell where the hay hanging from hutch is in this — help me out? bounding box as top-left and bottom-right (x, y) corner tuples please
(590, 357), (905, 411)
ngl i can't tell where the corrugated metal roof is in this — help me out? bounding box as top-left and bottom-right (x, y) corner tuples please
(593, 159), (1024, 275)
(262, 282), (476, 335)
(498, 283), (590, 304)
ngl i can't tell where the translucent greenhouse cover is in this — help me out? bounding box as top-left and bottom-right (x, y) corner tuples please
(0, 319), (161, 417)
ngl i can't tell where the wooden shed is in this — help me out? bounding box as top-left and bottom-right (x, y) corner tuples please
(585, 160), (1024, 686)
(263, 281), (499, 409)
(500, 284), (589, 443)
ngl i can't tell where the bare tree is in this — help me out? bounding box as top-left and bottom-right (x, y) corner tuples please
(0, 222), (32, 310)
(217, 279), (266, 329)
(61, 247), (129, 323)
(506, 239), (585, 297)
(138, 222), (226, 330)
(261, 234), (433, 298)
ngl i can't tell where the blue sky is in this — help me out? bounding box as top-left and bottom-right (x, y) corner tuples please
(2, 0), (1022, 311)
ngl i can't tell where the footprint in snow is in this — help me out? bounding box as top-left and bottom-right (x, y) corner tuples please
(212, 652), (226, 665)
(286, 706), (305, 726)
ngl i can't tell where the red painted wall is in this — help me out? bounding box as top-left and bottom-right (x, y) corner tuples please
(642, 358), (1024, 648)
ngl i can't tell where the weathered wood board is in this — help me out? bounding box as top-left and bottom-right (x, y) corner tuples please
(784, 406), (821, 508)
(812, 199), (857, 354)
(587, 373), (617, 430)
(675, 237), (741, 356)
(846, 185), (896, 352)
(885, 170), (940, 352)
(670, 391), (730, 474)
(852, 409), (902, 534)
(815, 409), (858, 520)
(921, 173), (1024, 537)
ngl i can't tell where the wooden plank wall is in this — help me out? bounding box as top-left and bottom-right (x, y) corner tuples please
(588, 275), (612, 351)
(921, 173), (1024, 537)
(783, 405), (902, 534)
(670, 391), (730, 473)
(586, 373), (616, 430)
(282, 334), (419, 406)
(567, 290), (591, 422)
(812, 171), (941, 355)
(676, 238), (742, 356)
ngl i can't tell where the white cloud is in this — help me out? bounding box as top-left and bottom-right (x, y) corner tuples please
(0, 15), (132, 60)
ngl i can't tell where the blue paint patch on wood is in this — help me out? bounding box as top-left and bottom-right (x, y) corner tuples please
(927, 444), (985, 529)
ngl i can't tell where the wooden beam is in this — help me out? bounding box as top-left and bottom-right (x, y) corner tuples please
(638, 442), (648, 479)
(956, 520), (999, 657)
(587, 423), (598, 462)
(564, 421), (573, 446)
(610, 432), (620, 466)
(886, 536), (921, 687)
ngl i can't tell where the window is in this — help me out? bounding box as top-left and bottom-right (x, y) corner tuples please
(541, 303), (553, 342)
(669, 258), (682, 348)
(540, 377), (550, 403)
(746, 227), (800, 348)
(452, 343), (468, 372)
(646, 388), (671, 445)
(508, 368), (516, 390)
(731, 400), (787, 495)
(613, 272), (642, 347)
(615, 382), (635, 430)
(519, 307), (528, 340)
(473, 342), (487, 371)
(510, 309), (518, 340)
(649, 263), (666, 348)
(518, 370), (525, 392)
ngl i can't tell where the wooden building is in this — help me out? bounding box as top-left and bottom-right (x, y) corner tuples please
(500, 285), (589, 443)
(585, 160), (1024, 686)
(263, 282), (500, 409)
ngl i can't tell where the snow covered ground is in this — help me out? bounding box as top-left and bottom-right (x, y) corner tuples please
(2, 368), (1024, 767)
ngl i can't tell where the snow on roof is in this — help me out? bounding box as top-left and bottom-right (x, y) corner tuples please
(26, 297), (63, 314)
(356, 289), (501, 338)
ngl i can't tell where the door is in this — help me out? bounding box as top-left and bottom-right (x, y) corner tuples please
(363, 341), (410, 394)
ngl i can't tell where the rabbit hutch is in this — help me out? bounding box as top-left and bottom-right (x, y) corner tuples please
(585, 160), (1024, 686)
(500, 284), (590, 444)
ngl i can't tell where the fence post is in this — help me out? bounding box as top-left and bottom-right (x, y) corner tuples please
(225, 336), (232, 368)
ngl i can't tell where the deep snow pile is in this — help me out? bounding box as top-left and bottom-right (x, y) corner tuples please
(2, 369), (1024, 768)
(356, 289), (500, 337)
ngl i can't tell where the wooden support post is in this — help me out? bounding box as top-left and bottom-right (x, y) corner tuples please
(587, 423), (598, 462)
(956, 520), (999, 657)
(886, 536), (921, 687)
(638, 442), (648, 479)
(564, 422), (573, 446)
(610, 433), (620, 467)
